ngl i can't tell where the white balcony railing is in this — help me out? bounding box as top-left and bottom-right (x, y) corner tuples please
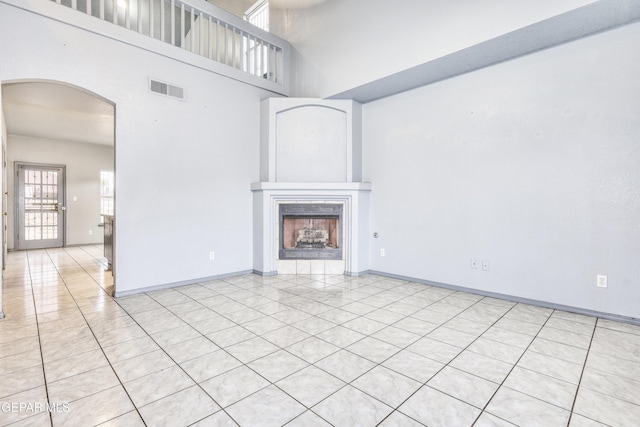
(52, 0), (287, 88)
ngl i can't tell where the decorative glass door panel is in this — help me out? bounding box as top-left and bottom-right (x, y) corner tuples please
(16, 163), (65, 250)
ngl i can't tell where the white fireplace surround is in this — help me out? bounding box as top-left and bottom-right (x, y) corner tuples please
(251, 182), (371, 276)
(253, 98), (370, 276)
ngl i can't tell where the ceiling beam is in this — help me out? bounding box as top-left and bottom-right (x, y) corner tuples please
(329, 0), (640, 103)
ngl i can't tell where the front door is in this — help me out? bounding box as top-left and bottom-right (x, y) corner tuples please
(15, 163), (65, 250)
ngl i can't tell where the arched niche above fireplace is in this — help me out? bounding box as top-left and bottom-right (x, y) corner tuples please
(260, 98), (362, 183)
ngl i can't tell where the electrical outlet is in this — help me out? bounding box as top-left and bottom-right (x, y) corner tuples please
(380, 248), (385, 257)
(471, 259), (478, 269)
(597, 275), (607, 288)
(482, 260), (490, 271)
(88, 229), (93, 236)
(209, 251), (215, 261)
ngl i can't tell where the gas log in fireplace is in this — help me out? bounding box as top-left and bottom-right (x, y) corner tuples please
(279, 204), (343, 260)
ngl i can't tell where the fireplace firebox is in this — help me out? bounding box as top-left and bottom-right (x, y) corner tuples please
(279, 204), (343, 260)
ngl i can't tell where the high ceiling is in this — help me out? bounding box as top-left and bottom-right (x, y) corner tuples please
(2, 82), (114, 146)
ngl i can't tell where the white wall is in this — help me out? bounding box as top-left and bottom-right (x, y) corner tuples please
(6, 136), (113, 249)
(363, 22), (640, 319)
(272, 0), (596, 98)
(0, 2), (274, 294)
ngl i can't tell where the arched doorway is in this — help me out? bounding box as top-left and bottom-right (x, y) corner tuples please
(1, 80), (115, 294)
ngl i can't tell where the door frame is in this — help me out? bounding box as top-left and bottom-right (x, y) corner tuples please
(3, 143), (7, 269)
(14, 162), (66, 250)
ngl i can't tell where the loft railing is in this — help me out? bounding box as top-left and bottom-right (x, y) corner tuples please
(52, 0), (286, 87)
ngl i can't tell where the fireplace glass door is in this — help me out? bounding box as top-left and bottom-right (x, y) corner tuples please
(282, 217), (339, 250)
(279, 204), (343, 260)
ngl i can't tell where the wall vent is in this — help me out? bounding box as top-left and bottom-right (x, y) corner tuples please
(149, 78), (185, 101)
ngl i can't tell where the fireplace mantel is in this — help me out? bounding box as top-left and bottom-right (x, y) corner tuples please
(251, 182), (371, 192)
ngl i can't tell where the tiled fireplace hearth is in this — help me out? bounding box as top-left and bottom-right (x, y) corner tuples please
(252, 98), (371, 276)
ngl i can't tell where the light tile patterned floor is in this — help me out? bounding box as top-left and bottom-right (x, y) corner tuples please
(1, 246), (639, 426)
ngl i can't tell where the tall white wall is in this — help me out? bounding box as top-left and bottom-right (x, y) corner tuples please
(272, 0), (596, 98)
(6, 136), (113, 249)
(0, 2), (273, 294)
(363, 22), (640, 319)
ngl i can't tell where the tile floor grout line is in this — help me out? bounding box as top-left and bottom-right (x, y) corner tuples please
(471, 306), (562, 426)
(461, 313), (535, 425)
(24, 249), (54, 427)
(381, 292), (504, 423)
(133, 283), (259, 426)
(566, 316), (599, 426)
(55, 246), (112, 295)
(373, 294), (510, 426)
(40, 247), (148, 427)
(381, 295), (559, 425)
(314, 291), (501, 426)
(280, 280), (492, 425)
